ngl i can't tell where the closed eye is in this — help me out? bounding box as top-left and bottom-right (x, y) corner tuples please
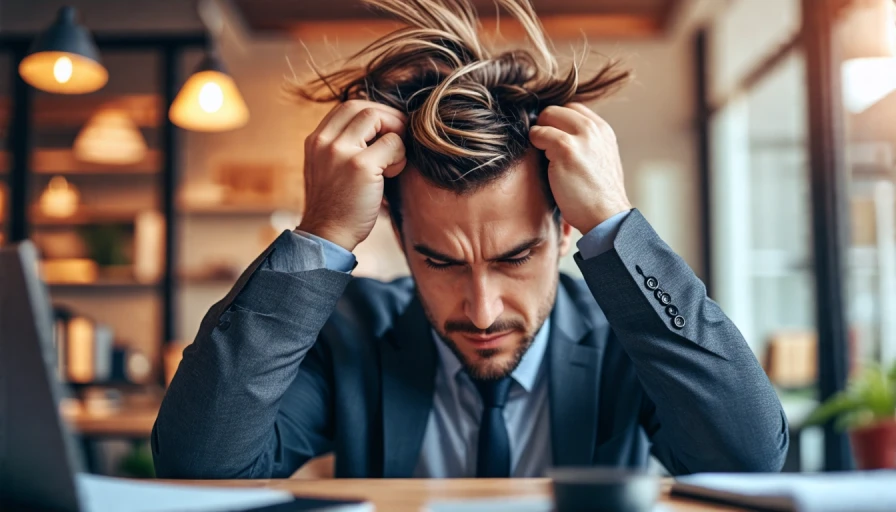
(501, 254), (532, 267)
(424, 258), (458, 270)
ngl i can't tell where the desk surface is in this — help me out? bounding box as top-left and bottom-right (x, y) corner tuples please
(171, 478), (742, 512)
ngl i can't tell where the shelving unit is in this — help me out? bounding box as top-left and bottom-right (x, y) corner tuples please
(1, 33), (209, 387)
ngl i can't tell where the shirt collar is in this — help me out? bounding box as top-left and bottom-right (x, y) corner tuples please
(431, 318), (551, 393)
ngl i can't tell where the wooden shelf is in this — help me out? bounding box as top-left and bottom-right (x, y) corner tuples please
(0, 94), (160, 129)
(179, 203), (297, 216)
(0, 149), (160, 176)
(48, 277), (159, 291)
(31, 207), (140, 228)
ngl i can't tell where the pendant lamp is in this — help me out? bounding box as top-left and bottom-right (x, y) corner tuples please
(18, 6), (108, 95)
(74, 109), (147, 165)
(840, 0), (896, 113)
(40, 177), (80, 219)
(169, 50), (249, 132)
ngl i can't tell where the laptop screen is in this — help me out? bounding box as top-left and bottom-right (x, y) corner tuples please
(0, 241), (84, 511)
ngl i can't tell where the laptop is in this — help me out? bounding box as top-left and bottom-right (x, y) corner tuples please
(0, 241), (370, 512)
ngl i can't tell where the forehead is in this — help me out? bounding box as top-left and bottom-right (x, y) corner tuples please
(399, 152), (553, 247)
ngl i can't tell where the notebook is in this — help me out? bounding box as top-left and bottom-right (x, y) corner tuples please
(672, 471), (896, 512)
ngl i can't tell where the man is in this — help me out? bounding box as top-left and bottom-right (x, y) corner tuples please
(153, 0), (788, 479)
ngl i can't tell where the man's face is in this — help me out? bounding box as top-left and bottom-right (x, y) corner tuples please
(395, 151), (573, 380)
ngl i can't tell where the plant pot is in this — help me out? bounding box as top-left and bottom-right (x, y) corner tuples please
(849, 419), (896, 469)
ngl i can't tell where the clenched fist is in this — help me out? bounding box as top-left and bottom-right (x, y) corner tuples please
(298, 100), (408, 252)
(529, 103), (631, 234)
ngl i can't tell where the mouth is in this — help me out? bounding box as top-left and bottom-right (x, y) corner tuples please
(459, 331), (513, 350)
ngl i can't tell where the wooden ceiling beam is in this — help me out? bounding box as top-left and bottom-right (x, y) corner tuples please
(289, 14), (663, 42)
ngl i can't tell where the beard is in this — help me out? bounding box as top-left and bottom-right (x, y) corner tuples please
(417, 276), (558, 381)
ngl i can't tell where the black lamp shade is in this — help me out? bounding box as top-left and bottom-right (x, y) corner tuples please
(18, 6), (108, 94)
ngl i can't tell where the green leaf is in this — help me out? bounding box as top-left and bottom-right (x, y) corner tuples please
(806, 363), (896, 429)
(806, 392), (864, 426)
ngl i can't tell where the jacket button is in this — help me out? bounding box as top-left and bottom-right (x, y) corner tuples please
(672, 316), (686, 329)
(666, 305), (679, 317)
(645, 277), (658, 290)
(659, 292), (672, 306)
(654, 288), (665, 301)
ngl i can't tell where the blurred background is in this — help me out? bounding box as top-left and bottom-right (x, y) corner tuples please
(0, 0), (892, 478)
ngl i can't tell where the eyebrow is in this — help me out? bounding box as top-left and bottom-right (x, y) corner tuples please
(412, 237), (545, 264)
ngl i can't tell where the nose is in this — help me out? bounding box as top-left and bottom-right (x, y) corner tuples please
(463, 272), (504, 330)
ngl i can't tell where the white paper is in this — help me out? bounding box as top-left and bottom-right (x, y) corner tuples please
(77, 473), (294, 512)
(676, 471), (896, 512)
(425, 497), (673, 512)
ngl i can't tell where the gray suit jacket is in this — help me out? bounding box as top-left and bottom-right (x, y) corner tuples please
(152, 210), (788, 478)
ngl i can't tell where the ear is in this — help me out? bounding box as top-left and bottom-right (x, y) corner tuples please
(558, 217), (574, 258)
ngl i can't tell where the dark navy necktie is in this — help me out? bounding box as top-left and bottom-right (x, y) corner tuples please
(472, 377), (513, 477)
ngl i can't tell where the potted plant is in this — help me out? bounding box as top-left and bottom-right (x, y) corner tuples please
(805, 362), (896, 469)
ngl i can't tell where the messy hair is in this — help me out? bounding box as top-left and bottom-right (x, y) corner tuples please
(289, 0), (631, 229)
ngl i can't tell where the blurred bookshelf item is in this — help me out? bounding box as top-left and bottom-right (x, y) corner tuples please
(179, 161), (301, 214)
(41, 258), (99, 284)
(764, 330), (818, 389)
(134, 210), (165, 284)
(55, 311), (114, 384)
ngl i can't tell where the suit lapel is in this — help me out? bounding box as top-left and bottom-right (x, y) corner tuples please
(549, 279), (609, 467)
(380, 295), (437, 477)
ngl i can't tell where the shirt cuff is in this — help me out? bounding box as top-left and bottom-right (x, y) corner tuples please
(576, 210), (631, 260)
(293, 230), (357, 273)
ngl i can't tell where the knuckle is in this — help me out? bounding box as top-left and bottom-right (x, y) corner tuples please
(557, 133), (576, 150)
(347, 154), (368, 171)
(325, 141), (343, 158)
(357, 107), (379, 121)
(341, 100), (362, 112)
(306, 134), (325, 153)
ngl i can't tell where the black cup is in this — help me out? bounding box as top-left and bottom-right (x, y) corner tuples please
(548, 467), (660, 512)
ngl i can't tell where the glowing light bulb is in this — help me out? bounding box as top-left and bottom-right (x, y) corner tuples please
(198, 81), (224, 113)
(53, 56), (73, 84)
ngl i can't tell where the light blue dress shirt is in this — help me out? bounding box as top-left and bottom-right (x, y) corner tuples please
(295, 209), (630, 477)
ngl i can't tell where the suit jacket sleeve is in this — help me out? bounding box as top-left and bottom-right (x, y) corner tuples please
(574, 209), (789, 474)
(151, 230), (353, 478)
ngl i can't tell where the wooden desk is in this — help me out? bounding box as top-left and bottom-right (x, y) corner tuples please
(171, 478), (743, 511)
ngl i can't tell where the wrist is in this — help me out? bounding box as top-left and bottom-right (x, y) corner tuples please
(297, 219), (357, 252)
(577, 202), (632, 234)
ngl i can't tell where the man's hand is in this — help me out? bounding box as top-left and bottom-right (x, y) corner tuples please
(529, 103), (631, 234)
(298, 100), (407, 252)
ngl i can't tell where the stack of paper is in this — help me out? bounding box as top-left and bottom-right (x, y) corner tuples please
(76, 474), (373, 512)
(674, 471), (896, 512)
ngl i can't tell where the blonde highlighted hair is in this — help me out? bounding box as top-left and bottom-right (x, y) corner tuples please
(289, 0), (630, 224)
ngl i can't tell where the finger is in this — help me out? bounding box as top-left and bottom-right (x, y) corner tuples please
(361, 132), (407, 177)
(383, 159), (407, 178)
(566, 103), (612, 133)
(535, 105), (591, 135)
(318, 100), (407, 141)
(337, 108), (407, 149)
(529, 125), (572, 153)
